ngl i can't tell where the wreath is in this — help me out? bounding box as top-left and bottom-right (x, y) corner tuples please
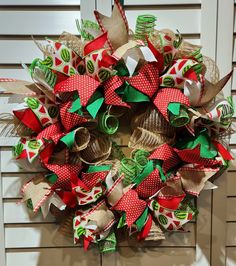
(0, 0), (234, 253)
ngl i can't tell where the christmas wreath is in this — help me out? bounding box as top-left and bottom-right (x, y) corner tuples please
(0, 0), (234, 253)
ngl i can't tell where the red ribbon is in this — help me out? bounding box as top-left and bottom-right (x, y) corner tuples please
(212, 140), (234, 160)
(54, 63), (160, 108)
(60, 101), (87, 131)
(153, 88), (190, 121)
(174, 145), (220, 167)
(147, 38), (164, 73)
(39, 143), (55, 164)
(99, 49), (117, 68)
(137, 214), (153, 241)
(103, 75), (130, 107)
(123, 62), (159, 98)
(56, 190), (77, 208)
(13, 109), (42, 133)
(54, 75), (100, 106)
(135, 168), (164, 198)
(81, 171), (109, 190)
(84, 32), (108, 56)
(157, 195), (185, 210)
(103, 63), (160, 107)
(37, 122), (63, 144)
(112, 189), (147, 227)
(45, 163), (82, 190)
(149, 143), (180, 172)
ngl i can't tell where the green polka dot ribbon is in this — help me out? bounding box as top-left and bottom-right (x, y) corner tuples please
(135, 14), (156, 41)
(98, 111), (119, 135)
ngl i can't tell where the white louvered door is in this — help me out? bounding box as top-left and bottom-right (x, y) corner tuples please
(214, 1), (236, 265)
(0, 0), (235, 266)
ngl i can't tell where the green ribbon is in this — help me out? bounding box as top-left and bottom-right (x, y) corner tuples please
(218, 97), (234, 126)
(190, 48), (203, 63)
(60, 130), (76, 149)
(114, 61), (129, 76)
(175, 129), (218, 159)
(29, 58), (57, 88)
(168, 103), (190, 127)
(76, 19), (100, 41)
(135, 14), (156, 41)
(70, 91), (104, 119)
(86, 91), (104, 119)
(69, 95), (83, 115)
(119, 0), (124, 7)
(228, 96), (235, 113)
(111, 141), (125, 160)
(116, 82), (150, 103)
(45, 173), (58, 184)
(136, 208), (149, 231)
(117, 213), (126, 228)
(180, 198), (198, 218)
(216, 96), (234, 126)
(98, 232), (117, 253)
(132, 149), (150, 170)
(155, 161), (167, 182)
(134, 160), (154, 186)
(87, 164), (112, 173)
(98, 111), (119, 135)
(120, 158), (140, 186)
(119, 150), (153, 187)
(173, 30), (183, 49)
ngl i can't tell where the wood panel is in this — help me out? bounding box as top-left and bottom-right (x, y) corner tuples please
(226, 16), (236, 256)
(0, 150), (6, 266)
(1, 149), (43, 173)
(227, 172), (236, 197)
(4, 223), (195, 249)
(0, 40), (44, 64)
(230, 126), (236, 144)
(0, 37), (201, 65)
(125, 9), (200, 34)
(3, 202), (55, 224)
(102, 247), (196, 266)
(227, 198), (236, 222)
(232, 38), (236, 62)
(227, 223), (236, 246)
(231, 67), (236, 90)
(5, 224), (74, 248)
(226, 0), (236, 258)
(0, 0), (81, 5)
(0, 68), (30, 81)
(6, 248), (100, 266)
(228, 148), (236, 171)
(124, 0), (200, 4)
(0, 11), (80, 35)
(226, 247), (236, 266)
(2, 174), (33, 199)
